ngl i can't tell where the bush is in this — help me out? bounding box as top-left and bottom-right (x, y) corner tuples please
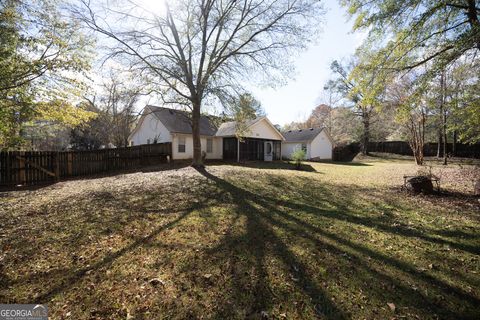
(291, 149), (306, 170)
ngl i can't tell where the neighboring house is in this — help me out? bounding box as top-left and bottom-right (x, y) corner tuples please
(281, 128), (333, 160)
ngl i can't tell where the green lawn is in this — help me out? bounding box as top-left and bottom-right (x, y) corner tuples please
(0, 157), (479, 319)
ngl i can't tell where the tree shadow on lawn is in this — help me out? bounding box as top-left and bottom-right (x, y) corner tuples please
(0, 174), (222, 305)
(195, 167), (346, 319)
(312, 160), (373, 167)
(253, 176), (480, 255)
(195, 167), (480, 319)
(0, 204), (202, 303)
(209, 160), (321, 173)
(0, 161), (191, 193)
(2, 166), (479, 319)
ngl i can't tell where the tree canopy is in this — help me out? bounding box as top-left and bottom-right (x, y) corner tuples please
(343, 0), (480, 72)
(0, 0), (95, 149)
(341, 0), (480, 145)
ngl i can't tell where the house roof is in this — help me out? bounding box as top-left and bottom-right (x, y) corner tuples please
(147, 105), (217, 136)
(282, 127), (325, 142)
(215, 117), (264, 137)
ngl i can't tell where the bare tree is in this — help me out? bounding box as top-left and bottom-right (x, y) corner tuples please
(305, 104), (332, 131)
(72, 0), (323, 166)
(388, 75), (428, 165)
(404, 105), (427, 166)
(100, 76), (142, 147)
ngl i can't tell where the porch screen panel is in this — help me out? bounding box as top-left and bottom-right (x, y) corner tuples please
(273, 141), (281, 160)
(223, 137), (238, 160)
(240, 139), (265, 161)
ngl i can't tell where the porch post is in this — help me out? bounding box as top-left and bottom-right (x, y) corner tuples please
(237, 138), (240, 162)
(280, 141), (282, 161)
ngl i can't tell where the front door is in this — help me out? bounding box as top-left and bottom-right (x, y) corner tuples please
(264, 141), (273, 161)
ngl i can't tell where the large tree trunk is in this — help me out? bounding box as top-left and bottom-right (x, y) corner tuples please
(452, 130), (457, 156)
(437, 130), (443, 158)
(443, 110), (447, 165)
(361, 112), (370, 155)
(441, 69), (447, 165)
(191, 101), (203, 167)
(409, 111), (425, 165)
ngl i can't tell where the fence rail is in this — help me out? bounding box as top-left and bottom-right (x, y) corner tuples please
(368, 141), (480, 158)
(0, 143), (172, 187)
(333, 141), (480, 161)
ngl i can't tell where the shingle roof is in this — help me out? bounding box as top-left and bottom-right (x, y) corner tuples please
(215, 117), (264, 137)
(282, 127), (324, 142)
(147, 105), (217, 136)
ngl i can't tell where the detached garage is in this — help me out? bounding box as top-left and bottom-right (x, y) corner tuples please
(281, 128), (333, 160)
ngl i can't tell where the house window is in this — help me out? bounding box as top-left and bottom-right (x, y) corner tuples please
(301, 143), (307, 152)
(130, 141), (134, 146)
(206, 138), (213, 153)
(178, 136), (186, 153)
(147, 138), (151, 144)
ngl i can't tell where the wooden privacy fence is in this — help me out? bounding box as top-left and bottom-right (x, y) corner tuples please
(0, 143), (172, 187)
(333, 141), (480, 161)
(368, 141), (480, 158)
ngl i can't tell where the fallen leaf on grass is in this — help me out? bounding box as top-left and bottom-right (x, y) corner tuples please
(148, 278), (165, 286)
(387, 302), (396, 312)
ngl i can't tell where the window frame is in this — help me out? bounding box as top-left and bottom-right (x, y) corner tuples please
(178, 136), (186, 153)
(301, 143), (307, 152)
(206, 138), (213, 153)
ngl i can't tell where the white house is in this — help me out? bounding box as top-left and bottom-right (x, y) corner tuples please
(129, 106), (333, 161)
(129, 106), (222, 160)
(281, 128), (333, 160)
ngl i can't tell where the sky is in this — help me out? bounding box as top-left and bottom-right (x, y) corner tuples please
(250, 1), (367, 126)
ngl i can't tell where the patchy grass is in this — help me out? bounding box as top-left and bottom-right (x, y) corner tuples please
(0, 157), (479, 319)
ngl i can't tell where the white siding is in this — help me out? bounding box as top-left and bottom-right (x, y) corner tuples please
(172, 134), (222, 160)
(245, 119), (283, 140)
(309, 130), (332, 159)
(130, 113), (171, 145)
(282, 142), (310, 159)
(281, 131), (332, 160)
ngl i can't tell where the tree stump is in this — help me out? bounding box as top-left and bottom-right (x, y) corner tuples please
(406, 176), (434, 194)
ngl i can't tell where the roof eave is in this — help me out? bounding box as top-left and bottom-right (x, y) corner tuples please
(283, 139), (313, 143)
(172, 131), (216, 136)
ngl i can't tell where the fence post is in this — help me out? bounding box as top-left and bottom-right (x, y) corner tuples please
(19, 151), (26, 185)
(55, 152), (60, 181)
(67, 152), (73, 176)
(7, 151), (12, 186)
